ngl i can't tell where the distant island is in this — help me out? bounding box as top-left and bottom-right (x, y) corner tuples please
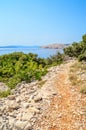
(0, 44), (69, 49)
(0, 45), (39, 48)
(41, 43), (69, 49)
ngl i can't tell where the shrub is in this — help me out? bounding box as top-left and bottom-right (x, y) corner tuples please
(46, 52), (64, 66)
(0, 52), (47, 90)
(64, 34), (86, 62)
(78, 51), (86, 61)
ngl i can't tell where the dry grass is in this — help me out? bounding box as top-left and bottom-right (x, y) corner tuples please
(69, 61), (86, 94)
(38, 80), (46, 88)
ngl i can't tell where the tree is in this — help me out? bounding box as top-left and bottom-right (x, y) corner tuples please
(82, 34), (86, 43)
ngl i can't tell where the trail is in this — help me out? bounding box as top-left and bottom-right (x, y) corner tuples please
(35, 61), (86, 130)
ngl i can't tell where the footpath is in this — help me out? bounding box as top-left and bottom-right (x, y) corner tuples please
(0, 60), (86, 130)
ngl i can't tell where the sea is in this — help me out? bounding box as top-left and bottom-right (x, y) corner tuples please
(0, 46), (63, 58)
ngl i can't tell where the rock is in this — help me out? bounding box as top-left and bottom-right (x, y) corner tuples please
(0, 82), (9, 92)
(16, 113), (22, 120)
(8, 95), (15, 100)
(52, 92), (57, 96)
(22, 103), (29, 109)
(21, 112), (34, 121)
(0, 106), (6, 112)
(16, 97), (21, 103)
(28, 89), (36, 94)
(8, 101), (20, 111)
(24, 123), (32, 130)
(58, 114), (62, 118)
(29, 107), (40, 114)
(8, 113), (16, 118)
(0, 112), (2, 116)
(8, 117), (15, 126)
(34, 95), (42, 102)
(15, 120), (27, 129)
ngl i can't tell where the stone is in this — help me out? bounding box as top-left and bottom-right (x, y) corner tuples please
(15, 120), (27, 129)
(24, 123), (32, 130)
(8, 101), (20, 111)
(34, 95), (42, 102)
(8, 117), (15, 126)
(52, 92), (57, 96)
(16, 113), (22, 120)
(22, 103), (29, 109)
(22, 112), (34, 121)
(16, 98), (21, 103)
(29, 107), (40, 114)
(0, 82), (8, 92)
(0, 112), (2, 116)
(8, 95), (15, 100)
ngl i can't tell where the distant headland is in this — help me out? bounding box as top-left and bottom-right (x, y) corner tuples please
(41, 43), (69, 49)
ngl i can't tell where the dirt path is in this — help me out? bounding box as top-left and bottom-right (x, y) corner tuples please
(35, 61), (86, 130)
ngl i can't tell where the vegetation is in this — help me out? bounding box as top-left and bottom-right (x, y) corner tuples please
(0, 51), (64, 97)
(45, 52), (64, 66)
(0, 52), (47, 89)
(64, 34), (86, 61)
(0, 89), (10, 98)
(63, 34), (86, 94)
(38, 80), (47, 88)
(69, 61), (86, 94)
(0, 34), (86, 97)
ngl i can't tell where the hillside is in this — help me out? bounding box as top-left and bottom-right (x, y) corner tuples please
(41, 43), (69, 49)
(0, 60), (86, 130)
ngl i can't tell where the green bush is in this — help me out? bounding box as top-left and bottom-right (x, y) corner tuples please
(78, 51), (86, 61)
(0, 52), (47, 90)
(46, 52), (64, 66)
(64, 34), (86, 62)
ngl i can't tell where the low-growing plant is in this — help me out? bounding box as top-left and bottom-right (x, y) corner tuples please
(38, 80), (46, 88)
(69, 61), (86, 94)
(0, 89), (11, 98)
(64, 34), (86, 62)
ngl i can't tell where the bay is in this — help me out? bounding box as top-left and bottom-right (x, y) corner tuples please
(0, 46), (62, 58)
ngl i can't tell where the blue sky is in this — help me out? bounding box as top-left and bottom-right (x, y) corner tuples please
(0, 0), (86, 46)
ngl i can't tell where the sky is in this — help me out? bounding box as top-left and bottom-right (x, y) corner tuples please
(0, 0), (86, 46)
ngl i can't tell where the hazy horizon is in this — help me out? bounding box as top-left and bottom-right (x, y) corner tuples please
(0, 0), (86, 46)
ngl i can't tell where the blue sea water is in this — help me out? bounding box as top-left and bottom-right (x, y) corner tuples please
(0, 46), (63, 58)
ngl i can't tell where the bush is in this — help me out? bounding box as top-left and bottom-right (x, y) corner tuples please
(64, 34), (86, 62)
(78, 51), (86, 61)
(0, 52), (47, 90)
(46, 52), (64, 66)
